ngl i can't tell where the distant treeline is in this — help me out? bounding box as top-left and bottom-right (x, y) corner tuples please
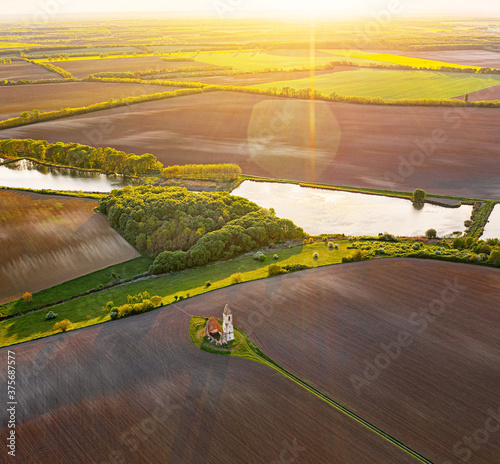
(86, 75), (207, 89)
(162, 164), (241, 182)
(99, 186), (304, 272)
(89, 65), (231, 80)
(161, 57), (196, 62)
(0, 88), (203, 131)
(28, 60), (74, 79)
(0, 139), (162, 176)
(0, 78), (77, 86)
(212, 84), (500, 108)
(327, 60), (498, 74)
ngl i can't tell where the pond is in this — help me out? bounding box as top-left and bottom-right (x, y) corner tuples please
(482, 206), (500, 240)
(232, 181), (473, 237)
(0, 159), (138, 193)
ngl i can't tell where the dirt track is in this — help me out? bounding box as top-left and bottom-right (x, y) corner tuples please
(2, 91), (500, 199)
(179, 258), (500, 464)
(0, 306), (416, 463)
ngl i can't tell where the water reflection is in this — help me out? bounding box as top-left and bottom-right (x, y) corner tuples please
(232, 181), (473, 237)
(0, 159), (138, 193)
(482, 205), (500, 240)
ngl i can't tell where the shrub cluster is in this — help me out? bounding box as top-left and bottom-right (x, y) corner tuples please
(107, 292), (164, 319)
(162, 163), (241, 182)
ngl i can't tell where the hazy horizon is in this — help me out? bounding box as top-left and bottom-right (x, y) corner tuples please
(2, 0), (500, 20)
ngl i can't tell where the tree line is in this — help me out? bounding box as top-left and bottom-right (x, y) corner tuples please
(162, 164), (241, 182)
(99, 186), (304, 273)
(0, 139), (163, 175)
(29, 60), (74, 79)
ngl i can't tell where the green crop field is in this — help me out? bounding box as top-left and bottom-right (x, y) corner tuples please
(322, 49), (489, 70)
(250, 68), (500, 99)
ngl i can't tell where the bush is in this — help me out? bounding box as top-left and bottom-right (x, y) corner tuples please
(53, 319), (72, 332)
(273, 254), (279, 260)
(22, 292), (32, 302)
(488, 249), (500, 264)
(253, 251), (267, 262)
(151, 295), (163, 307)
(426, 228), (437, 239)
(282, 264), (311, 273)
(45, 311), (57, 320)
(328, 242), (333, 249)
(412, 243), (420, 250)
(205, 281), (212, 288)
(231, 273), (243, 284)
(268, 264), (283, 276)
(350, 249), (368, 261)
(453, 237), (466, 249)
(110, 309), (118, 319)
(313, 252), (319, 259)
(412, 188), (426, 202)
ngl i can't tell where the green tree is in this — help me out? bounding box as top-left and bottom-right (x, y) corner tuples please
(425, 228), (437, 239)
(412, 189), (426, 203)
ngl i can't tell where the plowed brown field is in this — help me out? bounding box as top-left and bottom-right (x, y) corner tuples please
(54, 56), (217, 79)
(179, 258), (500, 464)
(0, 62), (56, 81)
(0, 308), (417, 464)
(2, 91), (500, 199)
(0, 82), (183, 120)
(0, 190), (139, 303)
(174, 67), (356, 85)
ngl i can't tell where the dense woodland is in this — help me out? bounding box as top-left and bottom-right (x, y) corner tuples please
(0, 138), (162, 175)
(99, 186), (304, 273)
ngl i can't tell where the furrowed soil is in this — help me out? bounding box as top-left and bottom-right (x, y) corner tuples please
(0, 82), (183, 120)
(54, 56), (218, 78)
(0, 308), (416, 464)
(0, 62), (56, 81)
(0, 190), (139, 303)
(179, 258), (500, 464)
(2, 91), (500, 199)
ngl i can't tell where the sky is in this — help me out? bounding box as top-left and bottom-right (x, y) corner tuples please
(2, 0), (500, 18)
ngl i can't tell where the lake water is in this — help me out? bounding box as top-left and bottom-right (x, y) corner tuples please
(0, 159), (138, 193)
(232, 181), (473, 237)
(482, 206), (500, 240)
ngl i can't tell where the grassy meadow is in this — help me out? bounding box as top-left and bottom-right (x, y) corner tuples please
(250, 68), (500, 99)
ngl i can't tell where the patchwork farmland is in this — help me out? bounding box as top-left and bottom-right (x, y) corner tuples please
(2, 91), (500, 199)
(1, 15), (500, 464)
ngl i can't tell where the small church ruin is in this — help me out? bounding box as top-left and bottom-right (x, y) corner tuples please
(204, 304), (234, 345)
